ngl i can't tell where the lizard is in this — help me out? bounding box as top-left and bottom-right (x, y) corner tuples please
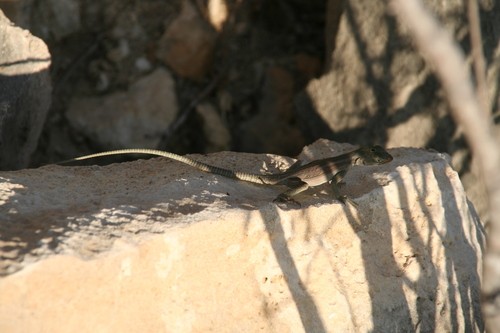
(57, 145), (393, 206)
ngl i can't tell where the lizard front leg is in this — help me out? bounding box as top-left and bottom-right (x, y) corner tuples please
(330, 170), (358, 207)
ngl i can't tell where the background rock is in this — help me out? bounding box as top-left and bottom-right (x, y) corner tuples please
(1, 0), (327, 164)
(195, 102), (231, 152)
(207, 0), (229, 31)
(157, 0), (217, 81)
(66, 68), (178, 149)
(0, 9), (51, 170)
(295, 0), (464, 145)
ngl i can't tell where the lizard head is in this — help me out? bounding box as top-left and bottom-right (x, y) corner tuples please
(354, 145), (393, 165)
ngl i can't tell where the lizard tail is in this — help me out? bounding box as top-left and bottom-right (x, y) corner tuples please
(58, 148), (279, 185)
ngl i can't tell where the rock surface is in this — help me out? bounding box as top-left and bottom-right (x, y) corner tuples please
(0, 140), (484, 332)
(0, 9), (51, 170)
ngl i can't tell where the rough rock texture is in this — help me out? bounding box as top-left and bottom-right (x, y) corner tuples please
(0, 140), (484, 332)
(0, 9), (51, 170)
(66, 68), (178, 150)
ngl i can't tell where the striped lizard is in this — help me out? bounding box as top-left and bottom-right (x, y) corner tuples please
(59, 145), (393, 205)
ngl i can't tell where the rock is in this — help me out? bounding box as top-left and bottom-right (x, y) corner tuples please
(0, 140), (484, 331)
(134, 56), (152, 73)
(157, 0), (217, 81)
(295, 0), (464, 145)
(0, 9), (51, 170)
(66, 68), (178, 150)
(207, 0), (228, 31)
(296, 0), (500, 148)
(195, 102), (231, 152)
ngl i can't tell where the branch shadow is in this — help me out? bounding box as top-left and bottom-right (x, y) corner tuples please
(339, 149), (484, 331)
(257, 206), (327, 333)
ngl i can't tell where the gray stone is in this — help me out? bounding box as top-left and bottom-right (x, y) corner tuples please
(66, 68), (178, 150)
(0, 9), (51, 170)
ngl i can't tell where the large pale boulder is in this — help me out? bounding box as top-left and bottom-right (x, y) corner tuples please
(0, 141), (484, 332)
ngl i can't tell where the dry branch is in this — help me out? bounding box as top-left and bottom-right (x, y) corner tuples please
(389, 0), (500, 331)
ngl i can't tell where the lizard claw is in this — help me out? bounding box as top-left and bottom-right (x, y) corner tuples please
(338, 195), (358, 208)
(273, 194), (301, 208)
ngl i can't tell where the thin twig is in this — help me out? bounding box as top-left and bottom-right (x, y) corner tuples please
(158, 69), (226, 147)
(467, 0), (490, 116)
(53, 39), (101, 93)
(389, 0), (500, 331)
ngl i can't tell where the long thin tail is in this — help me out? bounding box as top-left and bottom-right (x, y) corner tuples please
(58, 149), (279, 185)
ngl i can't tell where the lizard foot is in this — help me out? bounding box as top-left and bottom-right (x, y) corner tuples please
(273, 194), (301, 208)
(338, 195), (358, 208)
(336, 181), (346, 188)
